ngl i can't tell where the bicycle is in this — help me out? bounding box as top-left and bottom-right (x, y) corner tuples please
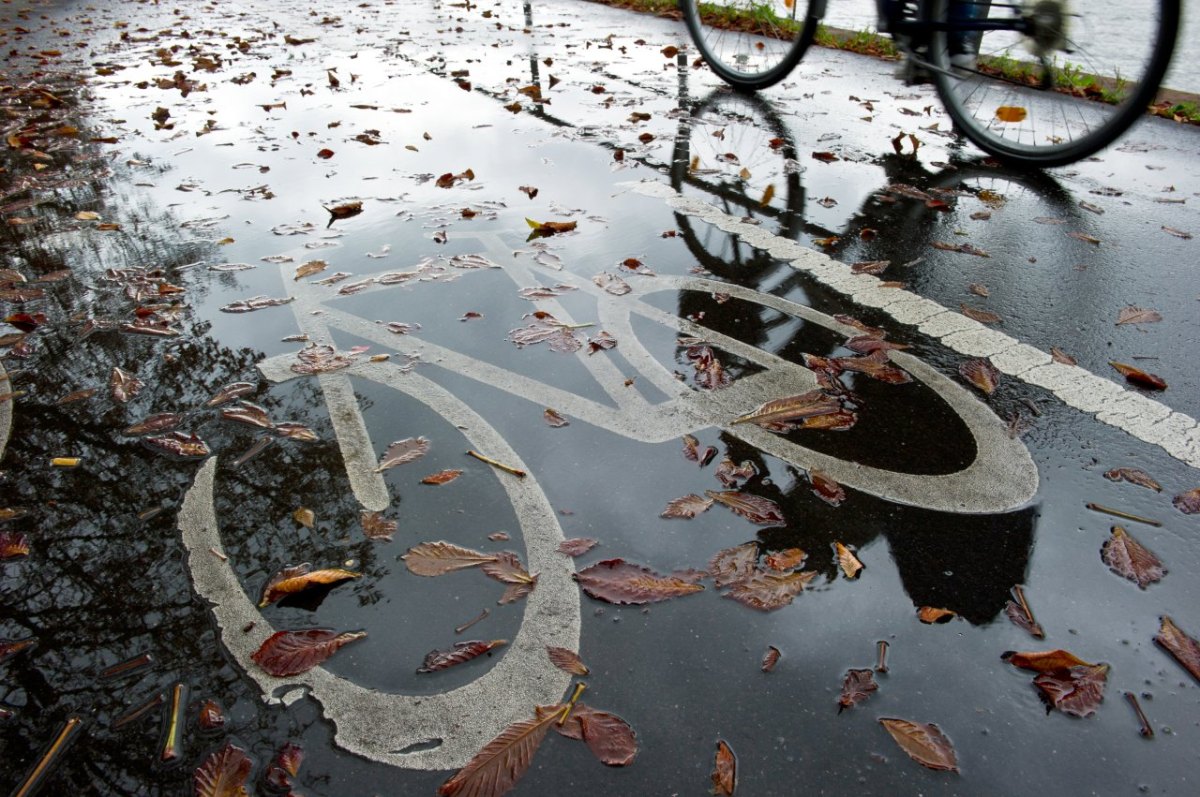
(678, 0), (1180, 167)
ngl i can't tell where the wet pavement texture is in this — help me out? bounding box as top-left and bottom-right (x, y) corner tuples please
(2, 0), (1199, 795)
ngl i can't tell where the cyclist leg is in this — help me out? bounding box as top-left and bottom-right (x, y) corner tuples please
(949, 0), (991, 67)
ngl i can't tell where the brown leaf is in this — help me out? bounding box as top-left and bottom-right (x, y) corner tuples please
(260, 564), (361, 606)
(731, 390), (842, 428)
(1171, 487), (1200, 514)
(1004, 598), (1045, 639)
(711, 740), (736, 796)
(724, 569), (816, 611)
(221, 295), (295, 313)
(933, 241), (989, 257)
(360, 511), (397, 541)
(681, 434), (717, 466)
(835, 542), (863, 579)
(686, 345), (733, 390)
(1068, 231), (1102, 245)
(438, 708), (559, 797)
(546, 646), (590, 675)
(264, 742), (304, 791)
(593, 272), (631, 295)
(878, 718), (959, 772)
(194, 742), (252, 797)
(207, 381), (256, 407)
(764, 548), (806, 571)
(291, 344), (356, 374)
(844, 336), (909, 355)
(1034, 664), (1109, 717)
(275, 422), (319, 442)
(960, 303), (1002, 324)
(556, 706), (638, 767)
(57, 388), (97, 405)
(422, 469), (463, 485)
(144, 432), (210, 459)
(0, 532), (30, 560)
(1109, 361), (1167, 390)
(762, 646), (781, 672)
(661, 494), (714, 519)
(198, 700), (226, 731)
(292, 508), (315, 528)
(709, 543), (759, 587)
(557, 538), (598, 557)
(221, 401), (273, 429)
(110, 367), (143, 403)
(251, 629), (366, 677)
(543, 408), (570, 427)
(403, 541), (496, 575)
(0, 639), (35, 663)
(574, 558), (705, 605)
(1116, 306), (1162, 325)
(481, 551), (535, 585)
(706, 490), (786, 526)
(1050, 346), (1076, 365)
(1101, 526), (1165, 589)
(587, 331), (618, 355)
(1162, 226), (1193, 239)
(1155, 615), (1200, 683)
(827, 351), (912, 384)
(123, 413), (182, 436)
(1103, 467), (1161, 492)
(418, 639), (507, 673)
(518, 185), (538, 199)
(838, 668), (878, 710)
(917, 606), (956, 624)
(715, 459), (757, 488)
(498, 578), (538, 605)
(375, 436), (430, 471)
(294, 260), (328, 280)
(959, 358), (1000, 395)
(525, 217), (577, 235)
(1002, 649), (1094, 673)
(437, 170), (476, 189)
(811, 470), (846, 507)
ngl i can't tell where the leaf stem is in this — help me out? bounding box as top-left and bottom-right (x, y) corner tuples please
(160, 682), (187, 763)
(875, 640), (889, 673)
(12, 716), (84, 797)
(455, 608), (490, 634)
(466, 450), (527, 478)
(1125, 691), (1154, 738)
(1086, 502), (1162, 527)
(99, 652), (153, 680)
(1011, 585), (1044, 638)
(558, 682), (587, 726)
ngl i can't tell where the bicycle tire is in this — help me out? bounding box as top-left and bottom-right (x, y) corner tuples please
(680, 0), (820, 91)
(927, 0), (1180, 167)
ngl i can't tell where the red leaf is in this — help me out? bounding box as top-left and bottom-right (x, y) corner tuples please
(557, 538), (598, 557)
(498, 577), (537, 605)
(206, 381), (256, 407)
(1101, 526), (1165, 589)
(543, 408), (570, 427)
(661, 494), (714, 519)
(0, 531), (31, 560)
(194, 742), (252, 797)
(810, 469), (846, 507)
(361, 511), (397, 541)
(715, 459), (757, 488)
(708, 542), (759, 587)
(123, 413), (183, 436)
(1110, 361), (1167, 390)
(221, 401), (273, 429)
(838, 668), (878, 711)
(264, 742), (304, 791)
(418, 639), (507, 673)
(439, 708), (560, 797)
(879, 718), (959, 772)
(731, 390), (842, 429)
(1173, 487), (1200, 514)
(1002, 649), (1094, 673)
(764, 548), (806, 571)
(1103, 467), (1161, 492)
(681, 434), (717, 466)
(198, 700), (225, 731)
(546, 646), (590, 675)
(959, 358), (1000, 395)
(251, 629), (366, 677)
(1033, 664), (1109, 717)
(711, 740), (736, 796)
(143, 431), (210, 459)
(960, 303), (1002, 324)
(421, 469), (463, 485)
(574, 559), (705, 605)
(724, 569), (815, 611)
(480, 551), (534, 585)
(1155, 615), (1200, 683)
(686, 345), (732, 390)
(761, 645), (781, 672)
(706, 490), (785, 526)
(375, 436), (430, 471)
(557, 706), (638, 767)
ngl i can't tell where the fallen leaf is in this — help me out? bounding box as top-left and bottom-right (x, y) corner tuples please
(994, 105), (1027, 122)
(574, 558), (705, 605)
(197, 700), (225, 731)
(547, 646), (590, 676)
(1155, 615), (1200, 683)
(661, 494), (714, 519)
(525, 217), (577, 235)
(1068, 231), (1102, 245)
(711, 740), (736, 796)
(835, 542), (863, 578)
(709, 543), (759, 587)
(1050, 346), (1077, 365)
(1034, 664), (1109, 717)
(715, 459), (757, 488)
(838, 668), (878, 710)
(419, 639), (507, 673)
(251, 629), (366, 676)
(207, 381), (256, 406)
(123, 413), (182, 436)
(934, 241), (990, 257)
(264, 742), (304, 791)
(260, 564), (361, 606)
(1173, 487), (1200, 514)
(438, 708), (560, 797)
(764, 548), (806, 571)
(558, 538), (598, 557)
(221, 295), (295, 313)
(725, 569), (816, 611)
(0, 532), (30, 560)
(543, 408), (570, 427)
(317, 148), (334, 159)
(294, 260), (328, 280)
(706, 490), (786, 526)
(275, 423), (319, 442)
(959, 358), (1000, 395)
(731, 390), (842, 428)
(1109, 361), (1167, 390)
(110, 367), (143, 403)
(1101, 526), (1165, 589)
(878, 718), (959, 772)
(481, 551), (535, 585)
(221, 401), (273, 429)
(1103, 468), (1161, 492)
(811, 470), (846, 507)
(762, 646), (781, 672)
(194, 742), (252, 797)
(1002, 649), (1094, 673)
(556, 705), (638, 767)
(587, 331), (618, 355)
(292, 508), (315, 528)
(918, 607), (956, 624)
(144, 432), (210, 459)
(1162, 226), (1193, 239)
(960, 303), (1002, 324)
(360, 511), (397, 541)
(1116, 306), (1162, 325)
(593, 272), (631, 295)
(498, 578), (538, 605)
(376, 436), (430, 471)
(403, 541), (497, 575)
(422, 469), (463, 485)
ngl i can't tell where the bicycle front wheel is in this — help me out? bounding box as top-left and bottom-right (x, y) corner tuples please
(680, 0), (819, 92)
(928, 0), (1180, 166)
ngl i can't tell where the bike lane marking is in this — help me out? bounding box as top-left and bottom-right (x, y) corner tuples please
(627, 179), (1200, 471)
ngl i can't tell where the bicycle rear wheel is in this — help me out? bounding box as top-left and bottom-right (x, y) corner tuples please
(927, 0), (1180, 166)
(680, 0), (819, 92)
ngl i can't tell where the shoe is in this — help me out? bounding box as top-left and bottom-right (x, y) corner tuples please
(894, 54), (934, 86)
(949, 48), (978, 72)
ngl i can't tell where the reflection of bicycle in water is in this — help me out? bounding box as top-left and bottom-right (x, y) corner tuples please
(680, 0), (1180, 166)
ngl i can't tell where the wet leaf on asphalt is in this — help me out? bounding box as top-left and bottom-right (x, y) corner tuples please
(197, 700), (225, 731)
(1172, 487), (1200, 514)
(1103, 467), (1161, 492)
(0, 639), (35, 663)
(291, 344), (356, 374)
(725, 569), (816, 612)
(294, 259), (327, 280)
(498, 577), (538, 605)
(1116, 306), (1162, 325)
(110, 367), (143, 403)
(764, 548), (806, 571)
(220, 295), (295, 313)
(835, 542), (863, 579)
(525, 217), (576, 235)
(557, 538), (598, 557)
(711, 739), (736, 796)
(686, 345), (732, 390)
(57, 388), (97, 405)
(546, 646), (590, 676)
(1033, 664), (1109, 718)
(324, 201), (363, 219)
(144, 432), (210, 459)
(275, 422), (319, 442)
(1002, 649), (1094, 673)
(543, 408), (570, 427)
(221, 401), (273, 429)
(574, 558), (705, 605)
(661, 494), (714, 519)
(838, 668), (878, 711)
(878, 718), (959, 772)
(762, 645), (781, 672)
(421, 469), (463, 485)
(706, 490), (786, 526)
(959, 358), (1000, 395)
(681, 434), (717, 466)
(1050, 346), (1077, 365)
(0, 532), (31, 560)
(403, 541), (497, 575)
(292, 507), (315, 528)
(715, 459), (757, 488)
(360, 511), (397, 541)
(593, 272), (630, 295)
(437, 707), (559, 797)
(418, 639), (507, 673)
(709, 543), (759, 587)
(122, 413), (182, 436)
(1101, 526), (1165, 589)
(730, 390), (842, 428)
(810, 470), (846, 507)
(375, 436), (430, 471)
(555, 705), (638, 766)
(960, 303), (1002, 324)
(206, 381), (256, 406)
(508, 311), (583, 353)
(917, 606), (956, 624)
(251, 629), (366, 677)
(1154, 615), (1200, 683)
(264, 742), (304, 791)
(194, 741), (252, 797)
(260, 563), (362, 606)
(481, 551), (535, 585)
(1109, 361), (1167, 390)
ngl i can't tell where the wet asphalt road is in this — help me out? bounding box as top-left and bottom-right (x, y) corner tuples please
(2, 1), (1199, 795)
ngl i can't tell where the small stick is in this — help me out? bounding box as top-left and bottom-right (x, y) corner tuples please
(875, 640), (889, 673)
(208, 547), (228, 562)
(99, 652), (153, 680)
(455, 608), (490, 635)
(113, 693), (165, 730)
(12, 716), (84, 797)
(1011, 585), (1045, 638)
(557, 682), (587, 726)
(1085, 503), (1162, 527)
(160, 682), (187, 763)
(466, 450), (527, 478)
(1125, 692), (1154, 738)
(232, 436), (273, 468)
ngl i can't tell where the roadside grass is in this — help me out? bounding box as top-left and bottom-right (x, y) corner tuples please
(582, 0), (1199, 125)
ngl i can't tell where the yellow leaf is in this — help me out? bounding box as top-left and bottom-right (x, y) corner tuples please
(52, 457), (81, 468)
(739, 167), (751, 180)
(836, 542), (863, 579)
(292, 507), (315, 528)
(75, 211), (101, 221)
(217, 237), (235, 245)
(760, 183), (775, 208)
(995, 106), (1028, 123)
